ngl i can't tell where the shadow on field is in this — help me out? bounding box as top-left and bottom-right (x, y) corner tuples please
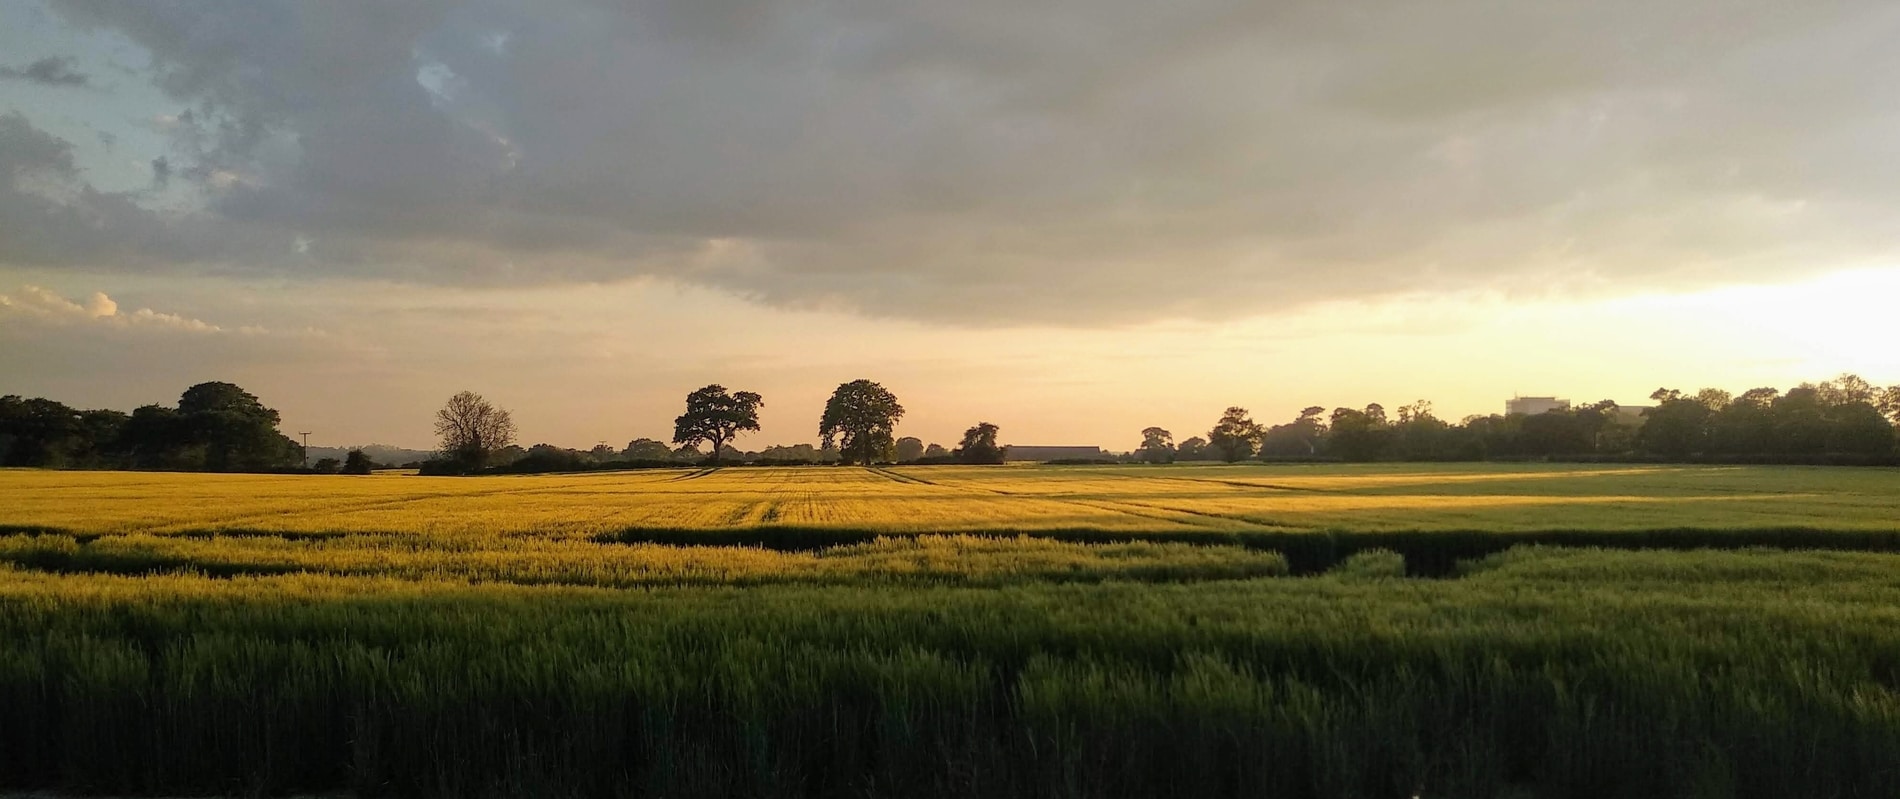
(594, 524), (1900, 576)
(0, 526), (352, 546)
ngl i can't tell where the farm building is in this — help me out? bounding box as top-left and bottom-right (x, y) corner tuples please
(1506, 396), (1571, 416)
(1004, 445), (1106, 462)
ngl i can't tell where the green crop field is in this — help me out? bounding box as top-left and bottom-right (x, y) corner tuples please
(4, 463), (1900, 797)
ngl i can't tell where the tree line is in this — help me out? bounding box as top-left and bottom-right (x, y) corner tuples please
(427, 380), (1007, 474)
(6, 373), (1896, 473)
(1132, 374), (1900, 465)
(0, 383), (333, 472)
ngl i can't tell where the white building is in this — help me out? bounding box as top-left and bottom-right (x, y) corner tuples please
(1506, 396), (1571, 416)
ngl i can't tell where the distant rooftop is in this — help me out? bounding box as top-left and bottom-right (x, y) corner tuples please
(1505, 396), (1571, 416)
(1004, 445), (1105, 462)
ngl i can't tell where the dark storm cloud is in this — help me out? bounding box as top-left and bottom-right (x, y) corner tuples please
(23, 0), (1900, 322)
(0, 55), (90, 87)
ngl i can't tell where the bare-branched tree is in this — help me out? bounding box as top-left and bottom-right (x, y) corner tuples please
(434, 390), (516, 468)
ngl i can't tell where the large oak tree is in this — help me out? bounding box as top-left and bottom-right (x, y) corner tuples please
(672, 385), (764, 465)
(1208, 406), (1265, 462)
(820, 380), (904, 465)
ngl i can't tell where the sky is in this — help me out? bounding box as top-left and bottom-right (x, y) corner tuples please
(2, 0), (1897, 451)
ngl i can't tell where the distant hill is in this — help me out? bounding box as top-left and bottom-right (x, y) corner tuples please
(305, 444), (437, 465)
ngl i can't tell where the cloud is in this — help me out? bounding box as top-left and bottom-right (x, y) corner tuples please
(1, 285), (220, 332)
(0, 55), (89, 87)
(16, 0), (1900, 324)
(82, 291), (115, 317)
(0, 113), (286, 269)
(0, 113), (164, 266)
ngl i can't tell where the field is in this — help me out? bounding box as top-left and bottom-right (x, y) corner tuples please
(4, 463), (1900, 797)
(6, 462), (1900, 578)
(12, 463), (1900, 539)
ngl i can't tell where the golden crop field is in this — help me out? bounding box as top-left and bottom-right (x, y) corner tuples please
(4, 462), (1896, 587)
(6, 462), (1898, 540)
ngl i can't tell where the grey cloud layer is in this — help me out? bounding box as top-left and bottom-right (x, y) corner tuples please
(0, 55), (90, 86)
(17, 0), (1900, 321)
(0, 112), (284, 270)
(1, 113), (181, 265)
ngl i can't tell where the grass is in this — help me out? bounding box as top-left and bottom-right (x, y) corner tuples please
(4, 463), (1900, 797)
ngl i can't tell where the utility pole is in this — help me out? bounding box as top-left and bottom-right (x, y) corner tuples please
(299, 432), (311, 469)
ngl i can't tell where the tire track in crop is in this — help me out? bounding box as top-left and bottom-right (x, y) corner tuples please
(886, 469), (944, 486)
(720, 501), (764, 526)
(1082, 469), (1350, 495)
(869, 468), (988, 497)
(856, 467), (1215, 531)
(1101, 499), (1309, 531)
(865, 467), (908, 484)
(868, 467), (937, 487)
(1019, 491), (1307, 532)
(672, 467), (722, 481)
(896, 471), (1018, 497)
(966, 469), (1311, 530)
(913, 472), (1235, 532)
(1049, 498), (1247, 531)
